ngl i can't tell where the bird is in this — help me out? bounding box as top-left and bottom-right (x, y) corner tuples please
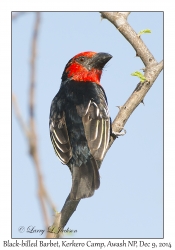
(49, 51), (112, 200)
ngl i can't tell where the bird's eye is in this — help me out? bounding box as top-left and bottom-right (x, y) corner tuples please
(78, 57), (85, 62)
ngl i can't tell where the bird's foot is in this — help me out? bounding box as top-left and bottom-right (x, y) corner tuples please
(112, 127), (126, 137)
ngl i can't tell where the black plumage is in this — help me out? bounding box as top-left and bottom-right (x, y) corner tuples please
(49, 52), (112, 200)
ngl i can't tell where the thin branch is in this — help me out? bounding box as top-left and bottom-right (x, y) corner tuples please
(12, 94), (29, 139)
(28, 12), (55, 230)
(13, 12), (56, 234)
(47, 12), (163, 238)
(99, 12), (163, 146)
(46, 195), (80, 238)
(108, 60), (163, 150)
(100, 12), (157, 67)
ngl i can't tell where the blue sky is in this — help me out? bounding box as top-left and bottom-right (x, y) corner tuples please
(12, 12), (163, 238)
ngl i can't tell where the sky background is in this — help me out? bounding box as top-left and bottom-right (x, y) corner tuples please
(12, 12), (163, 239)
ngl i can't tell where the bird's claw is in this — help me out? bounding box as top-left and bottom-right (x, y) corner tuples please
(112, 127), (126, 137)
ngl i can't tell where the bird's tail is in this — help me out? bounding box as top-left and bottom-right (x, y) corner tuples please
(70, 157), (100, 200)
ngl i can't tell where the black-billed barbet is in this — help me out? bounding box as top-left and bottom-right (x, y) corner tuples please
(49, 51), (112, 200)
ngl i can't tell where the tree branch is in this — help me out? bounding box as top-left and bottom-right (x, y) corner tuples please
(13, 12), (56, 234)
(100, 12), (157, 67)
(107, 59), (163, 150)
(47, 195), (80, 238)
(47, 12), (163, 238)
(28, 13), (51, 229)
(12, 93), (29, 139)
(100, 12), (163, 150)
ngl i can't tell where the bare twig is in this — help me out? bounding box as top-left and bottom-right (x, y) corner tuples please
(12, 94), (29, 139)
(46, 195), (80, 238)
(13, 12), (56, 234)
(47, 11), (163, 238)
(100, 12), (157, 67)
(99, 12), (163, 149)
(107, 60), (163, 150)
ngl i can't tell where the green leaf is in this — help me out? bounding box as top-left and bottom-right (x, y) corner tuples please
(138, 29), (151, 37)
(131, 71), (147, 82)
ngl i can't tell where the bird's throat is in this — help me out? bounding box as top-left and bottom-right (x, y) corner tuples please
(66, 63), (102, 84)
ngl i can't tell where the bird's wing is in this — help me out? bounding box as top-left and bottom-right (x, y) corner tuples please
(49, 98), (72, 165)
(76, 87), (110, 162)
